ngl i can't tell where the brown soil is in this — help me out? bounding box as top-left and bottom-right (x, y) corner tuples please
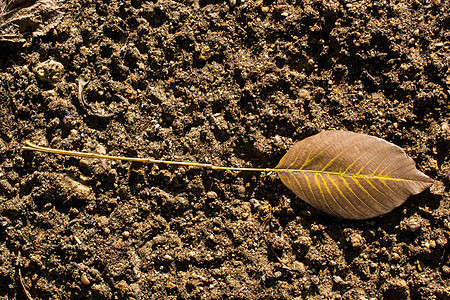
(0, 0), (449, 299)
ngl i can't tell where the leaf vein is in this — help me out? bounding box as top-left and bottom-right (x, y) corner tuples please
(319, 174), (351, 218)
(327, 174), (365, 218)
(352, 177), (389, 210)
(340, 175), (378, 215)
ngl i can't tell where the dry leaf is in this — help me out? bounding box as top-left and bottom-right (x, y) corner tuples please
(22, 130), (435, 220)
(276, 131), (434, 219)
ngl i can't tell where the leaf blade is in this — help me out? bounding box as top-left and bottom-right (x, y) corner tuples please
(276, 131), (434, 219)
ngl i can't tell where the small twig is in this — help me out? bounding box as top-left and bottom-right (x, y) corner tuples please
(16, 251), (34, 300)
(364, 70), (379, 87)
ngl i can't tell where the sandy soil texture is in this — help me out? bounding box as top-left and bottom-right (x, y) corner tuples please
(0, 0), (449, 299)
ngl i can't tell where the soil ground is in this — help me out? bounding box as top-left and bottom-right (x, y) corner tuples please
(0, 0), (449, 299)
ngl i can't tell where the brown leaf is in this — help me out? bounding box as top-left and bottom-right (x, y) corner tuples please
(0, 0), (65, 43)
(276, 131), (434, 219)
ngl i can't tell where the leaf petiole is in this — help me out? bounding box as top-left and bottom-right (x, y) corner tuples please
(22, 141), (277, 173)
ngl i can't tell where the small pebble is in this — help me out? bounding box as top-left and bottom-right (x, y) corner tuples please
(122, 230), (130, 238)
(60, 175), (92, 199)
(292, 261), (306, 274)
(391, 252), (401, 260)
(81, 274), (90, 285)
(249, 198), (261, 211)
(333, 275), (344, 284)
(442, 265), (450, 274)
(206, 191), (218, 199)
(348, 232), (365, 248)
(406, 218), (421, 232)
(33, 59), (65, 86)
(163, 254), (174, 261)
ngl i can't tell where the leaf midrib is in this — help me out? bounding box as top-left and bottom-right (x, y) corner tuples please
(275, 168), (428, 183)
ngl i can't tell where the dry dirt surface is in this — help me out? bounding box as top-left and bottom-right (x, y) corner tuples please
(0, 0), (449, 299)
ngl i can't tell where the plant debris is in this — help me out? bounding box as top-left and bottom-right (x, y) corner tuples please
(0, 0), (65, 43)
